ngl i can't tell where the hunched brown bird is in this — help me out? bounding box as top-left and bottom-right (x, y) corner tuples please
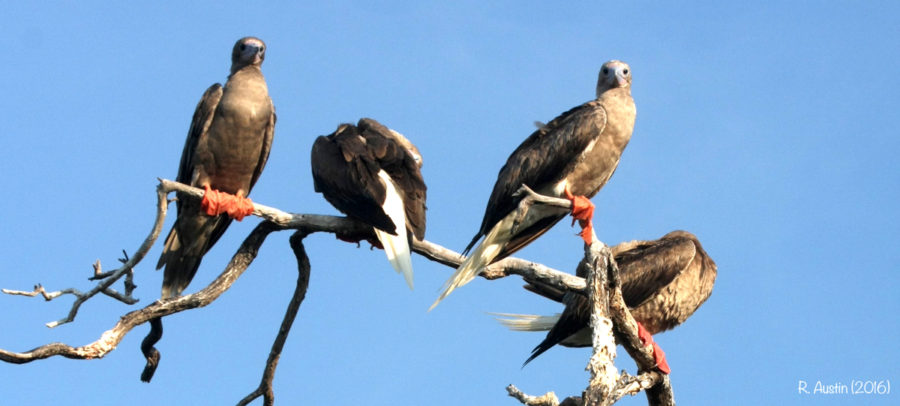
(495, 230), (717, 371)
(311, 118), (426, 289)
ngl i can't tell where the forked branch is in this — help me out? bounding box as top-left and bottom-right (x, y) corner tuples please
(237, 230), (312, 406)
(0, 179), (673, 406)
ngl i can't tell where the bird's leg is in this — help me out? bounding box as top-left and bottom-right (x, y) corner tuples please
(200, 185), (255, 221)
(637, 322), (671, 374)
(563, 185), (595, 245)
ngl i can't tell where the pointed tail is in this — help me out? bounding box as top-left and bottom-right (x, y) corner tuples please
(491, 312), (565, 366)
(374, 227), (414, 289)
(429, 214), (515, 310)
(490, 312), (561, 332)
(375, 172), (414, 289)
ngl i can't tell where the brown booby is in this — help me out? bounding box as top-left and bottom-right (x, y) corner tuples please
(311, 118), (427, 289)
(143, 37), (275, 382)
(431, 60), (636, 310)
(495, 230), (717, 371)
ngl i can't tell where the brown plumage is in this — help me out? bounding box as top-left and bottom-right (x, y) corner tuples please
(431, 60), (636, 310)
(156, 36), (275, 299)
(311, 118), (427, 289)
(496, 230), (717, 365)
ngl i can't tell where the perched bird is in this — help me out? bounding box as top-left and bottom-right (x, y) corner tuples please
(156, 36), (275, 298)
(494, 230), (717, 372)
(431, 60), (636, 310)
(311, 118), (427, 289)
(143, 36), (275, 382)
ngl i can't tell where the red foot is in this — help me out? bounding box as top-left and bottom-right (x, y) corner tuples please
(651, 342), (670, 374)
(564, 185), (595, 245)
(637, 322), (671, 374)
(200, 185), (255, 221)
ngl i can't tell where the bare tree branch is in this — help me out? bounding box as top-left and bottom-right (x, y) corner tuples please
(582, 241), (617, 406)
(0, 221), (280, 364)
(2, 183), (170, 327)
(606, 260), (675, 406)
(506, 384), (562, 406)
(238, 230), (312, 406)
(0, 178), (676, 405)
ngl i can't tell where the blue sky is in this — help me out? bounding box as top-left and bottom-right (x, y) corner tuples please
(1, 2), (898, 405)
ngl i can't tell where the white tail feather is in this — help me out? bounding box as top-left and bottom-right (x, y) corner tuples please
(429, 214), (516, 311)
(375, 171), (414, 290)
(489, 312), (561, 332)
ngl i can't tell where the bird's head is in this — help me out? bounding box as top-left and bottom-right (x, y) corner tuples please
(596, 60), (631, 97)
(232, 37), (266, 72)
(389, 129), (424, 168)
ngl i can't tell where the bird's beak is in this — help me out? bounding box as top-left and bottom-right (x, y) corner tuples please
(614, 66), (629, 87)
(242, 43), (263, 62)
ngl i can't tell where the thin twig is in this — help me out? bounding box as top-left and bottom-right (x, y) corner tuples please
(507, 384), (561, 406)
(0, 221), (279, 364)
(2, 183), (170, 327)
(238, 230), (312, 406)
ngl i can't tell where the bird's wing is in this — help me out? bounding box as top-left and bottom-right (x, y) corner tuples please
(466, 101), (607, 254)
(358, 118), (427, 240)
(311, 129), (397, 234)
(249, 106), (275, 191)
(617, 236), (697, 308)
(175, 83), (222, 214)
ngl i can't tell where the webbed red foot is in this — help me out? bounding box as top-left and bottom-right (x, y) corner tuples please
(201, 185), (255, 221)
(564, 185), (595, 244)
(637, 322), (671, 374)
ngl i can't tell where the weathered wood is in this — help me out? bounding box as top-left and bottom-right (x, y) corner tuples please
(1, 179), (677, 405)
(238, 230), (312, 406)
(0, 221), (279, 364)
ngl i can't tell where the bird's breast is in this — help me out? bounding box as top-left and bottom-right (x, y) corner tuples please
(566, 98), (635, 197)
(201, 85), (271, 194)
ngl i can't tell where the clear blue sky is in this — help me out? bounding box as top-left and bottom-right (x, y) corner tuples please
(1, 2), (897, 405)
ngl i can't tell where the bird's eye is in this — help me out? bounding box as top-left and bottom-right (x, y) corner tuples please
(602, 67), (609, 75)
(240, 44), (246, 51)
(623, 69), (629, 75)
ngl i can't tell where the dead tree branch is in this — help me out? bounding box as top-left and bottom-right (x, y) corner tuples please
(607, 260), (675, 406)
(0, 184), (169, 327)
(506, 384), (563, 406)
(582, 241), (617, 406)
(237, 230), (312, 406)
(0, 221), (280, 364)
(1, 178), (674, 405)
